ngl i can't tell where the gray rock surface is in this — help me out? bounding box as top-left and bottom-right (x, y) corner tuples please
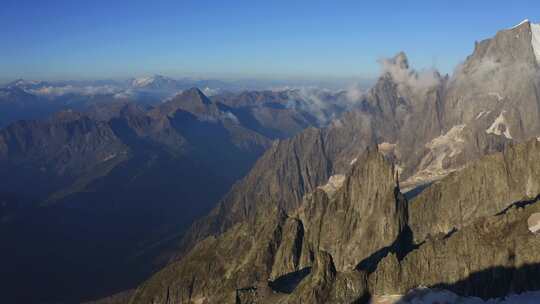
(130, 148), (402, 304)
(176, 22), (540, 257)
(370, 197), (540, 299)
(409, 139), (540, 242)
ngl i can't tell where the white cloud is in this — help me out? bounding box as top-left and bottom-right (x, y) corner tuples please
(378, 55), (442, 91)
(30, 85), (121, 97)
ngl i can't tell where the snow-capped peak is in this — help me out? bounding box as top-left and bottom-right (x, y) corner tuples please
(510, 19), (530, 29)
(131, 75), (175, 88)
(132, 77), (153, 87)
(7, 79), (40, 88)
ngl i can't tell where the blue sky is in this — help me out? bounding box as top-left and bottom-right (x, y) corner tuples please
(1, 0), (539, 82)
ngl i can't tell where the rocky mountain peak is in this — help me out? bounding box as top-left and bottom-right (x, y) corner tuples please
(130, 74), (176, 89)
(296, 148), (407, 272)
(118, 20), (540, 304)
(345, 146), (398, 201)
(464, 19), (539, 73)
(391, 51), (409, 70)
(149, 87), (214, 119)
(180, 87), (212, 105)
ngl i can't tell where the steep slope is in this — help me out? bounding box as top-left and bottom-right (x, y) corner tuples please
(369, 137), (540, 301)
(178, 110), (379, 253)
(129, 20), (540, 304)
(402, 20), (540, 186)
(131, 134), (540, 304)
(175, 21), (540, 257)
(129, 148), (405, 304)
(173, 54), (444, 255)
(443, 20), (540, 140)
(1, 87), (343, 303)
(371, 196), (540, 300)
(409, 138), (540, 242)
(0, 110), (129, 199)
(295, 149), (407, 272)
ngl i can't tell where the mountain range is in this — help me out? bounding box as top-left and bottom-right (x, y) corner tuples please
(4, 20), (540, 304)
(121, 20), (540, 304)
(0, 81), (358, 302)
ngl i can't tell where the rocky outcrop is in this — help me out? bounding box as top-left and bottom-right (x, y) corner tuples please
(370, 195), (540, 299)
(179, 127), (337, 253)
(179, 20), (540, 258)
(409, 138), (540, 242)
(270, 218), (305, 280)
(443, 20), (540, 140)
(297, 148), (407, 272)
(130, 148), (404, 304)
(129, 207), (289, 304)
(283, 250), (368, 304)
(136, 130), (540, 304)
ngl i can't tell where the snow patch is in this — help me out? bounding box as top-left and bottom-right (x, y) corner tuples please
(510, 19), (530, 30)
(528, 213), (540, 234)
(486, 111), (512, 139)
(202, 87), (219, 96)
(372, 287), (540, 304)
(476, 110), (491, 119)
(350, 158), (358, 165)
(101, 154), (117, 162)
(526, 176), (540, 198)
(402, 125), (466, 189)
(318, 174), (346, 195)
(132, 76), (156, 87)
(426, 125), (466, 158)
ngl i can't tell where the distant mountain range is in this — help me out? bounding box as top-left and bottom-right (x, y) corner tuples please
(0, 84), (360, 302)
(0, 75), (368, 129)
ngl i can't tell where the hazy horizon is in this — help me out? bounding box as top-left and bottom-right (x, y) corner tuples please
(3, 0), (540, 82)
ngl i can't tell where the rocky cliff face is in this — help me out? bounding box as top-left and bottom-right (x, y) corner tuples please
(0, 110), (129, 199)
(130, 148), (404, 304)
(176, 21), (540, 258)
(131, 136), (540, 304)
(296, 149), (407, 272)
(409, 138), (540, 242)
(370, 195), (540, 299)
(129, 207), (289, 304)
(443, 21), (540, 140)
(128, 21), (540, 304)
(367, 137), (540, 300)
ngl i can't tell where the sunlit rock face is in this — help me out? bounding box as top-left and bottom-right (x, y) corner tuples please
(528, 213), (540, 234)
